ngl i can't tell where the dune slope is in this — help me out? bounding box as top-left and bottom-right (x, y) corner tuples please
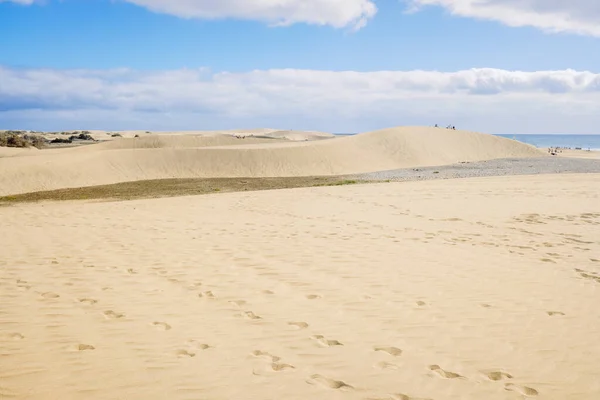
(0, 127), (544, 195)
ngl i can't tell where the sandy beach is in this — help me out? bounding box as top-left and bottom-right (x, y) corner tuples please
(1, 127), (600, 400)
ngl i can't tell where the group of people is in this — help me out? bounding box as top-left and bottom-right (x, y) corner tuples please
(434, 124), (456, 130)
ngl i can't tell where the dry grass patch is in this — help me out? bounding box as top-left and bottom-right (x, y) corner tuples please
(0, 176), (370, 205)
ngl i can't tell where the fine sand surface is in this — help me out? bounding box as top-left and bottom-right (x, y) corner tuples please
(0, 127), (543, 195)
(0, 146), (40, 158)
(555, 149), (600, 160)
(1, 174), (600, 400)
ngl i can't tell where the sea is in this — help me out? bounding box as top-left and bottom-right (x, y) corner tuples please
(495, 134), (600, 151)
(335, 133), (600, 151)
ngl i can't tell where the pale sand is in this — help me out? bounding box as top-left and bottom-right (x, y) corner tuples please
(0, 127), (543, 195)
(554, 149), (600, 160)
(25, 128), (333, 142)
(1, 174), (599, 400)
(0, 146), (40, 158)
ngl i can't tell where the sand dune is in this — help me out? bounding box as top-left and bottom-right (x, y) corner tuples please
(258, 129), (334, 141)
(0, 126), (544, 195)
(1, 174), (599, 400)
(0, 147), (40, 158)
(93, 134), (290, 150)
(77, 128), (333, 141)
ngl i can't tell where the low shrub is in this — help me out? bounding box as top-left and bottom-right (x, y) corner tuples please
(69, 133), (94, 141)
(50, 138), (72, 144)
(0, 132), (47, 148)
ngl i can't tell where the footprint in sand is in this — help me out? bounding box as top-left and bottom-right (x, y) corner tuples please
(198, 291), (216, 299)
(374, 361), (399, 370)
(288, 321), (309, 330)
(311, 335), (343, 347)
(415, 301), (427, 307)
(187, 282), (203, 290)
(126, 268), (137, 274)
(251, 350), (281, 362)
(480, 303), (492, 308)
(389, 394), (434, 400)
(186, 340), (211, 350)
(78, 298), (98, 305)
(261, 290), (275, 295)
(176, 349), (196, 358)
(16, 280), (31, 290)
(229, 300), (247, 308)
(41, 292), (60, 299)
(252, 360), (295, 376)
(306, 294), (322, 300)
(482, 370), (513, 381)
(374, 346), (403, 357)
(103, 310), (125, 319)
(505, 383), (539, 397)
(307, 374), (353, 391)
(152, 322), (172, 331)
(428, 365), (464, 379)
(271, 362), (295, 372)
(547, 311), (566, 316)
(77, 344), (95, 351)
(4, 332), (25, 340)
(242, 311), (262, 320)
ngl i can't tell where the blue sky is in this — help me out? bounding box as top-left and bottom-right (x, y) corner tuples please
(1, 0), (600, 133)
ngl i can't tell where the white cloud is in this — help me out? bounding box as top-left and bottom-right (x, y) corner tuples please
(2, 66), (600, 133)
(406, 0), (600, 36)
(1, 0), (376, 29)
(123, 0), (377, 29)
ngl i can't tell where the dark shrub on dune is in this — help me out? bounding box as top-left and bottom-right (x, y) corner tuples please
(69, 132), (95, 141)
(0, 132), (47, 148)
(50, 138), (73, 144)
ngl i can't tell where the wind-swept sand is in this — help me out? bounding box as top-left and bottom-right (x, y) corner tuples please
(0, 127), (543, 195)
(0, 146), (39, 158)
(1, 174), (599, 400)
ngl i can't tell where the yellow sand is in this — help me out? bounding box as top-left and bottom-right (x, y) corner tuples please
(0, 127), (544, 195)
(1, 174), (599, 400)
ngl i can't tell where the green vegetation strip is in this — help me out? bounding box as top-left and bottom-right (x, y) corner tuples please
(0, 177), (364, 205)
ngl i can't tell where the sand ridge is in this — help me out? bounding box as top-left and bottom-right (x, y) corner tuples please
(0, 126), (544, 195)
(15, 128), (334, 142)
(1, 174), (599, 399)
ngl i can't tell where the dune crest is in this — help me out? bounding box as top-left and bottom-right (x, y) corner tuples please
(0, 126), (543, 195)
